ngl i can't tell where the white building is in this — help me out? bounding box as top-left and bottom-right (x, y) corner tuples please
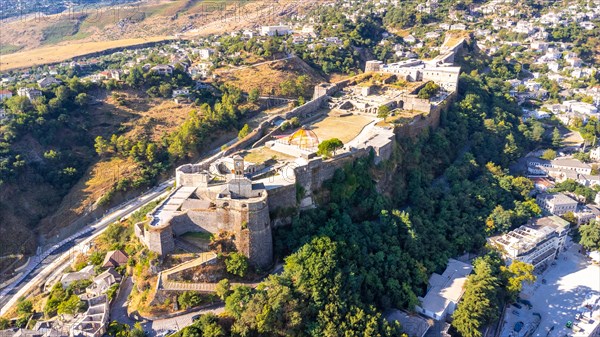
(150, 65), (174, 76)
(260, 25), (292, 36)
(536, 192), (578, 215)
(17, 87), (43, 100)
(70, 295), (109, 337)
(415, 259), (473, 321)
(195, 48), (214, 60)
(37, 76), (62, 89)
(60, 265), (95, 287)
(490, 216), (570, 271)
(591, 147), (600, 161)
(563, 100), (598, 115)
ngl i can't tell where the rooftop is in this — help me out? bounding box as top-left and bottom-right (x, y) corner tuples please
(491, 216), (570, 256)
(537, 192), (578, 206)
(419, 259), (473, 318)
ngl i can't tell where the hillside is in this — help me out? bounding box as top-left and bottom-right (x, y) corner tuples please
(0, 0), (323, 71)
(0, 89), (199, 259)
(217, 56), (326, 98)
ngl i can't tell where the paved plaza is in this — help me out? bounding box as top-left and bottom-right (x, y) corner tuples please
(500, 238), (600, 337)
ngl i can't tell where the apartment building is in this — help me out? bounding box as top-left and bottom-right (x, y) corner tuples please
(490, 216), (570, 271)
(536, 192), (578, 215)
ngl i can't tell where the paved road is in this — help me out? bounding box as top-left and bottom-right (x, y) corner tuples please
(0, 181), (173, 316)
(111, 277), (136, 326)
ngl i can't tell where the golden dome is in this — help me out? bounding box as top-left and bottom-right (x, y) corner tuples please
(288, 126), (320, 150)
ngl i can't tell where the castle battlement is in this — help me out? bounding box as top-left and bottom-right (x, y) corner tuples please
(136, 156), (273, 268)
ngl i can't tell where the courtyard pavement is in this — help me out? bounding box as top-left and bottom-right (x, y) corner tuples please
(500, 238), (600, 337)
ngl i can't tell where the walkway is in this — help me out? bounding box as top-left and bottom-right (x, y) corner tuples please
(158, 252), (259, 292)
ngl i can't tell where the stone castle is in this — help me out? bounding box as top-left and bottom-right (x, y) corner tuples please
(135, 44), (463, 270)
(135, 155), (272, 268)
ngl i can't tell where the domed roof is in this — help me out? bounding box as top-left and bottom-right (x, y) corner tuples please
(288, 126), (320, 150)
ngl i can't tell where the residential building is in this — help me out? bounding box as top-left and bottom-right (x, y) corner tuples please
(0, 89), (12, 100)
(260, 25), (292, 36)
(196, 48), (214, 60)
(70, 295), (109, 337)
(150, 65), (174, 76)
(386, 310), (432, 337)
(591, 147), (600, 161)
(86, 268), (121, 297)
(536, 192), (578, 215)
(37, 76), (61, 89)
(489, 216), (570, 271)
(574, 204), (600, 225)
(172, 88), (190, 98)
(102, 250), (128, 268)
(17, 87), (42, 100)
(527, 157), (593, 175)
(415, 259), (473, 321)
(60, 265), (95, 287)
(563, 100), (598, 115)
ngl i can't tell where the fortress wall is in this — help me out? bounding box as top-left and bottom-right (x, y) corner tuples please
(394, 91), (456, 138)
(284, 95), (328, 119)
(267, 184), (297, 212)
(403, 95), (432, 113)
(421, 69), (460, 91)
(177, 174), (208, 188)
(294, 149), (371, 198)
(147, 226), (174, 255)
(223, 119), (272, 156)
(247, 225), (273, 269)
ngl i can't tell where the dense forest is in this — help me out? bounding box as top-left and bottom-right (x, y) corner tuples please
(169, 43), (545, 337)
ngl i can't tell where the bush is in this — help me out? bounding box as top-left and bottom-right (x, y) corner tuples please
(16, 299), (33, 316)
(417, 81), (440, 99)
(238, 124), (251, 139)
(225, 252), (249, 278)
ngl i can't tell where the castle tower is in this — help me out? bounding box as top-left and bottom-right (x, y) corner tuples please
(233, 155), (244, 177)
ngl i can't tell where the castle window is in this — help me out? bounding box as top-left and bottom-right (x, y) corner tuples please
(223, 202), (229, 207)
(242, 204), (247, 208)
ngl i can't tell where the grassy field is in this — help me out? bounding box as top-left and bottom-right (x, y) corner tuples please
(41, 20), (82, 45)
(311, 113), (374, 144)
(243, 147), (294, 164)
(0, 44), (23, 54)
(0, 36), (171, 71)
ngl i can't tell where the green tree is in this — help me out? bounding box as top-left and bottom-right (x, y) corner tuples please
(225, 285), (253, 319)
(16, 298), (33, 316)
(238, 124), (251, 139)
(452, 259), (501, 337)
(502, 260), (535, 301)
(216, 279), (231, 300)
(159, 83), (173, 98)
(248, 88), (260, 103)
(75, 93), (90, 106)
(378, 105), (391, 119)
(178, 291), (202, 310)
(541, 149), (557, 160)
(552, 128), (562, 148)
(579, 221), (600, 251)
(317, 138), (344, 157)
(225, 252), (249, 277)
(57, 295), (83, 316)
(417, 81), (440, 99)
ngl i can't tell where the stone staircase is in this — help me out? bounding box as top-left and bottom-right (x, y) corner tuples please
(157, 252), (258, 292)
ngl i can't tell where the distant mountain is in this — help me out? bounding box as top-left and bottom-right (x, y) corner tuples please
(0, 0), (138, 20)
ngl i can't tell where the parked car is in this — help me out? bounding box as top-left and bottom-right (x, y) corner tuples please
(192, 314), (201, 321)
(512, 310), (520, 316)
(513, 303), (523, 309)
(517, 298), (533, 309)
